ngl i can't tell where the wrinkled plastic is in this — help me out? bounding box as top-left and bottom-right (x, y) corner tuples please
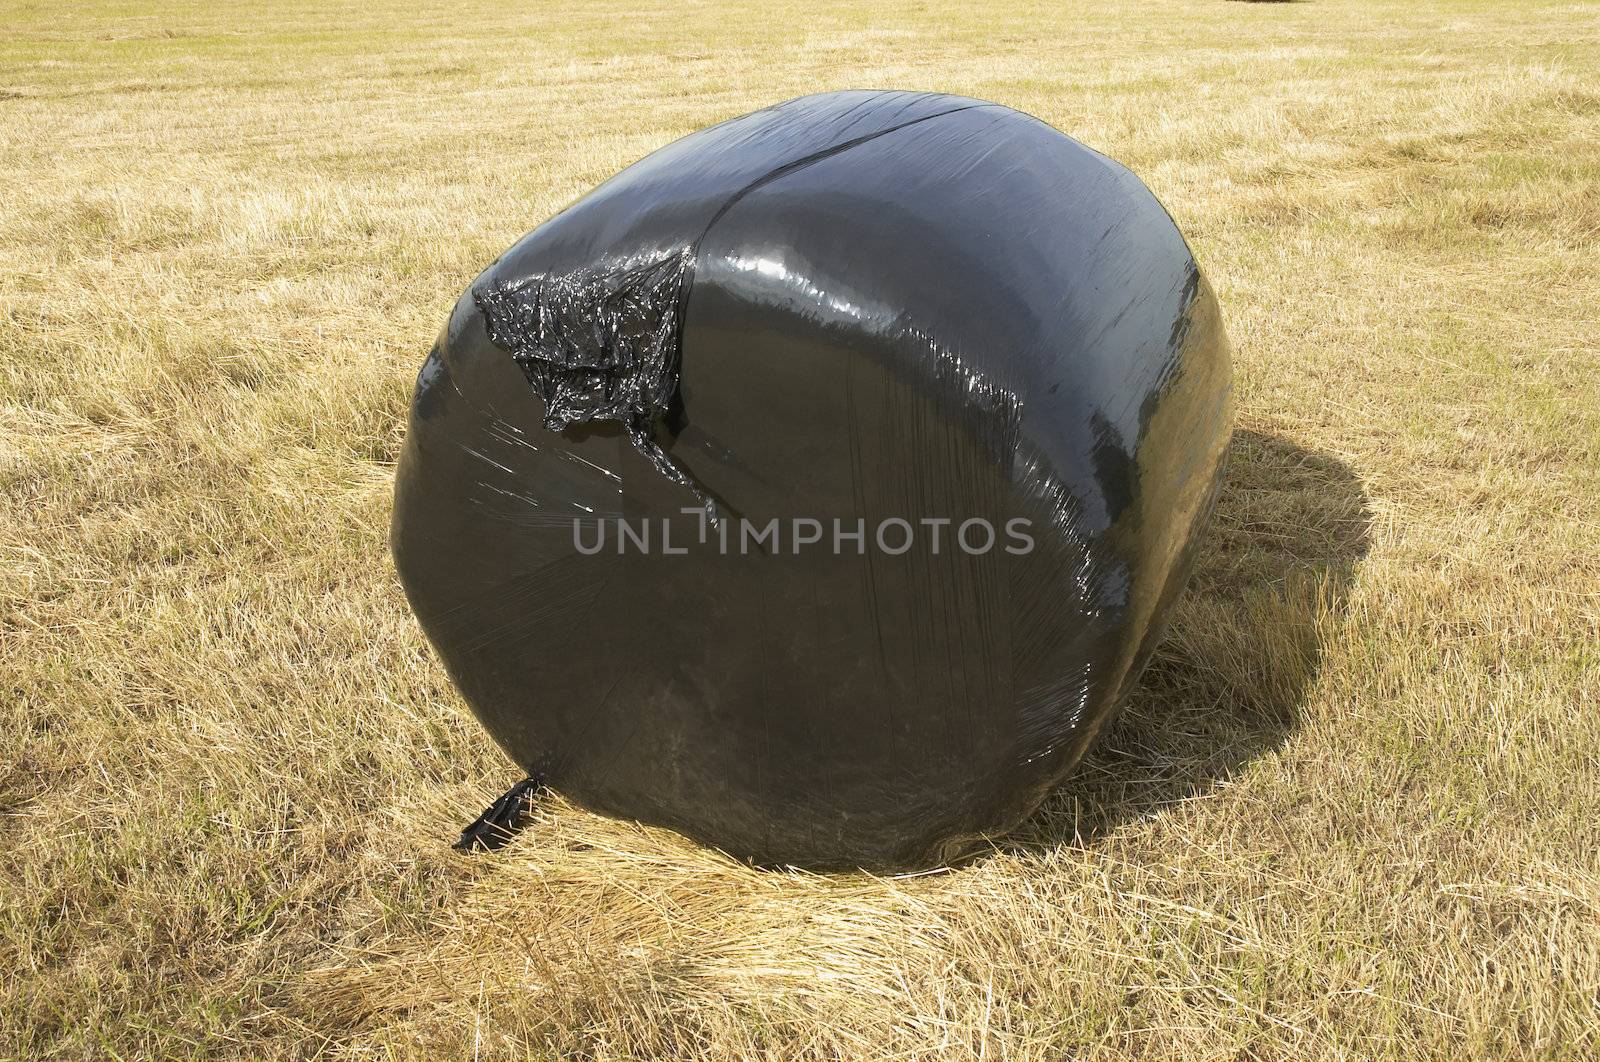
(393, 91), (1234, 870)
(454, 776), (543, 852)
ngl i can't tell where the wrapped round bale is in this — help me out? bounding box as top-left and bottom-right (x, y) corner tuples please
(393, 91), (1233, 869)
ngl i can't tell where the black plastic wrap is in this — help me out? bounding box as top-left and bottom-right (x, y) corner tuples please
(393, 91), (1234, 870)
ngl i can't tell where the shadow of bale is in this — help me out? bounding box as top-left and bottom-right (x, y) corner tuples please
(1007, 429), (1372, 851)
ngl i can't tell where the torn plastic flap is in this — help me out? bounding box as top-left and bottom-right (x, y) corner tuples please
(473, 248), (717, 517)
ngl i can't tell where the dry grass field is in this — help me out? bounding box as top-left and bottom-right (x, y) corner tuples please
(4, 0), (1600, 1056)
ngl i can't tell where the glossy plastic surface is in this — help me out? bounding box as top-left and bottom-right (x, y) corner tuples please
(392, 91), (1233, 869)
